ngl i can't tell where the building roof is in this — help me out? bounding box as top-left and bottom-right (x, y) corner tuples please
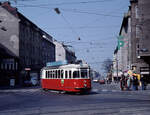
(130, 0), (138, 3)
(114, 46), (118, 54)
(54, 41), (76, 57)
(0, 1), (18, 17)
(119, 11), (131, 35)
(0, 1), (53, 42)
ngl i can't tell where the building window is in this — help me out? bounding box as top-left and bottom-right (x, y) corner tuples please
(16, 62), (18, 70)
(7, 64), (9, 70)
(135, 5), (139, 19)
(1, 64), (3, 70)
(136, 25), (140, 38)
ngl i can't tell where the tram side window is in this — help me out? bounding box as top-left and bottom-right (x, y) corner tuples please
(51, 71), (52, 78)
(55, 70), (57, 78)
(46, 71), (48, 78)
(47, 71), (49, 78)
(50, 71), (52, 78)
(65, 71), (68, 79)
(54, 70), (56, 79)
(58, 70), (60, 78)
(53, 70), (55, 78)
(73, 71), (79, 78)
(69, 70), (72, 79)
(51, 71), (53, 78)
(58, 70), (59, 78)
(81, 70), (88, 78)
(49, 71), (51, 78)
(61, 70), (63, 79)
(45, 71), (47, 78)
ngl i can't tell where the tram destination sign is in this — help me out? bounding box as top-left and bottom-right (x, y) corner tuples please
(46, 60), (68, 67)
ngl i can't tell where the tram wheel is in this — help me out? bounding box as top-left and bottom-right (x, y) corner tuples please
(43, 88), (48, 91)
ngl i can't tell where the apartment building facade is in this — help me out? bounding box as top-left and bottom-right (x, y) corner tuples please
(0, 2), (55, 86)
(113, 0), (150, 83)
(130, 0), (150, 82)
(53, 41), (76, 63)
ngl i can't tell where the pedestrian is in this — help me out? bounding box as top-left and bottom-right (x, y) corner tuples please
(120, 75), (126, 91)
(132, 75), (139, 90)
(140, 75), (147, 90)
(126, 76), (132, 91)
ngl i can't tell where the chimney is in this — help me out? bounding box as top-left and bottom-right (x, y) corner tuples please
(130, 0), (138, 3)
(1, 1), (11, 6)
(1, 1), (18, 17)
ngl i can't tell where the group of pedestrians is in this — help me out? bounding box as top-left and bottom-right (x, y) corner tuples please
(120, 73), (147, 91)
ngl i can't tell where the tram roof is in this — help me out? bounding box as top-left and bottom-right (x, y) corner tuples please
(42, 63), (90, 70)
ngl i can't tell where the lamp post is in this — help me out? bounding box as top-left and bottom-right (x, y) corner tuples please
(113, 58), (119, 82)
(116, 59), (119, 82)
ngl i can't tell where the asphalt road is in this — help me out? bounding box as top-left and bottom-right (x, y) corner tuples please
(0, 83), (150, 115)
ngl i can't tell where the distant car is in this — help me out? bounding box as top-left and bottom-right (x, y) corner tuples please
(93, 79), (99, 83)
(99, 80), (105, 84)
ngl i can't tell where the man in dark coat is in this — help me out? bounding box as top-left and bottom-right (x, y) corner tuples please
(132, 75), (139, 90)
(140, 75), (147, 90)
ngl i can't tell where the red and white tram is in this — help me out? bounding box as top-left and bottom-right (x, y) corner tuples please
(41, 63), (91, 93)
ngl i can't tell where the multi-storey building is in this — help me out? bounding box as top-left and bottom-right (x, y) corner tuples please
(112, 11), (131, 82)
(0, 2), (55, 86)
(113, 0), (150, 83)
(53, 41), (76, 63)
(130, 0), (150, 82)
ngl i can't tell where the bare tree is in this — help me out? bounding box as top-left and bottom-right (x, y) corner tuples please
(101, 58), (113, 74)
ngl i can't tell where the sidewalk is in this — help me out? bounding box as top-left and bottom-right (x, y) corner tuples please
(0, 85), (40, 91)
(92, 82), (150, 95)
(99, 82), (150, 95)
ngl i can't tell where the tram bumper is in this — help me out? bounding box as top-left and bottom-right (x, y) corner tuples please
(75, 87), (91, 91)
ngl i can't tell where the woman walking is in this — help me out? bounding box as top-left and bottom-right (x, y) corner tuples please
(126, 76), (132, 90)
(120, 75), (126, 91)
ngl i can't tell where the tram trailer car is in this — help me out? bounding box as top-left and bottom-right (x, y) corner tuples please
(41, 63), (91, 93)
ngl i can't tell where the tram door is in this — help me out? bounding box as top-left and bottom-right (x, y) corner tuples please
(60, 70), (64, 89)
(64, 70), (68, 90)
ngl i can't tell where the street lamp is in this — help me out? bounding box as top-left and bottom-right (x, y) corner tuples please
(54, 7), (81, 41)
(54, 8), (61, 14)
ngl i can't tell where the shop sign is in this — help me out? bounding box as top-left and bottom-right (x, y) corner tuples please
(25, 68), (31, 71)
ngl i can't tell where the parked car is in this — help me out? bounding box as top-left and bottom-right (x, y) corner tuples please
(24, 76), (38, 86)
(99, 80), (105, 84)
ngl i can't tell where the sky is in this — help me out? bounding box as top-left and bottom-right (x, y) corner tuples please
(5, 0), (129, 75)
